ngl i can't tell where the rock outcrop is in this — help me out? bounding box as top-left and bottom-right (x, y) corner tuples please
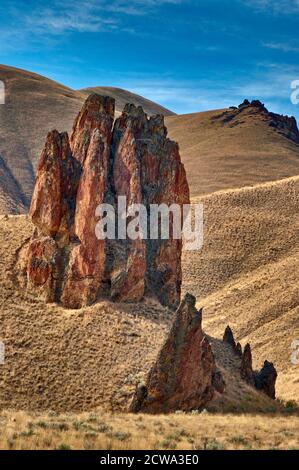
(129, 293), (224, 413)
(254, 360), (277, 400)
(223, 325), (242, 357)
(222, 326), (278, 399)
(223, 325), (237, 350)
(27, 94), (189, 309)
(241, 343), (255, 385)
(238, 99), (299, 142)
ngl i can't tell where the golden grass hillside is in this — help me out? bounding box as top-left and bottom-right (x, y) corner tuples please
(0, 409), (298, 450)
(166, 106), (299, 197)
(0, 64), (173, 213)
(182, 175), (299, 400)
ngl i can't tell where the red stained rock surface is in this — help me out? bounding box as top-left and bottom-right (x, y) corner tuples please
(129, 294), (222, 413)
(27, 234), (58, 301)
(27, 94), (189, 309)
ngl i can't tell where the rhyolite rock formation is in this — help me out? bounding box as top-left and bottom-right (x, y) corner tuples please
(129, 293), (225, 413)
(27, 94), (189, 309)
(223, 325), (278, 399)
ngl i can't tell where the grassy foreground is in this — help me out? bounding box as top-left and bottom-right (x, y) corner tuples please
(0, 410), (298, 450)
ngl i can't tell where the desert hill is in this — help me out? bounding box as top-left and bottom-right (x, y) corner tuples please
(0, 64), (174, 214)
(182, 175), (299, 401)
(166, 100), (299, 196)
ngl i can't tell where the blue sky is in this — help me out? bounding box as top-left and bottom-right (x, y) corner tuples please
(1, 0), (299, 118)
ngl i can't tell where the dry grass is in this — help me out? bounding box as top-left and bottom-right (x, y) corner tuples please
(0, 409), (298, 450)
(166, 107), (299, 197)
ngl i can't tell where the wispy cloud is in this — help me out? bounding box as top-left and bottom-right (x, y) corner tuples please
(0, 0), (185, 46)
(24, 0), (185, 35)
(25, 7), (116, 34)
(242, 0), (299, 14)
(263, 42), (299, 53)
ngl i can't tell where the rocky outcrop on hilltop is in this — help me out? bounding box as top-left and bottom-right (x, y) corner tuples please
(240, 100), (299, 141)
(214, 99), (299, 143)
(26, 94), (189, 309)
(223, 325), (278, 399)
(130, 293), (225, 413)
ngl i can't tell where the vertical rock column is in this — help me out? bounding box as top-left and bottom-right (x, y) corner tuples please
(61, 96), (115, 308)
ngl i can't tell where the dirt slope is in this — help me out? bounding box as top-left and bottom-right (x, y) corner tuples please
(182, 175), (299, 400)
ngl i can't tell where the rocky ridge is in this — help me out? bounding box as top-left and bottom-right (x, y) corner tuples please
(223, 325), (277, 399)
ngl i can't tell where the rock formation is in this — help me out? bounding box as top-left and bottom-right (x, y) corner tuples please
(27, 94), (189, 309)
(241, 343), (255, 385)
(223, 325), (242, 357)
(223, 325), (237, 350)
(222, 326), (278, 399)
(254, 360), (277, 400)
(238, 99), (299, 142)
(129, 293), (225, 413)
(235, 342), (242, 358)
